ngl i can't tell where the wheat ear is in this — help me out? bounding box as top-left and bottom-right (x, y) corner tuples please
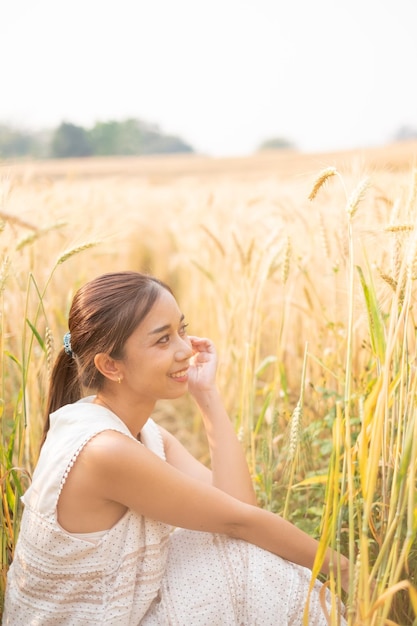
(57, 242), (99, 265)
(308, 167), (337, 201)
(346, 177), (370, 218)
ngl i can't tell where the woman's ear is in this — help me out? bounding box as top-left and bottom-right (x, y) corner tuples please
(94, 353), (121, 383)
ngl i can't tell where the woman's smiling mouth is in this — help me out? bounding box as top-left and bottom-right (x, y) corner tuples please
(169, 368), (189, 381)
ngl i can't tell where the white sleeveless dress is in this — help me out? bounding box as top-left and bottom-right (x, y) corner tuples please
(3, 397), (345, 625)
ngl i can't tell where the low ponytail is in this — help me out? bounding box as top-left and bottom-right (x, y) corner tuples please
(40, 348), (82, 447)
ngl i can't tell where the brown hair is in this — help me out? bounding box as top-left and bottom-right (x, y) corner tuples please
(42, 271), (172, 445)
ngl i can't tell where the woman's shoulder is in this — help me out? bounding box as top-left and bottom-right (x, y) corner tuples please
(23, 399), (138, 515)
(48, 398), (165, 464)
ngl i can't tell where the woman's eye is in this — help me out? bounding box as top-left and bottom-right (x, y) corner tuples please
(179, 323), (189, 336)
(157, 324), (188, 345)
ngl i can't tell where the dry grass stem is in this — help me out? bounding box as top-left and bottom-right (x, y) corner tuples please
(199, 225), (226, 257)
(45, 327), (54, 377)
(346, 177), (370, 217)
(384, 224), (414, 233)
(406, 231), (417, 282)
(390, 234), (403, 282)
(388, 198), (401, 225)
(0, 210), (38, 231)
(0, 256), (11, 291)
(57, 242), (100, 265)
(308, 166), (337, 201)
(232, 232), (247, 268)
(288, 401), (302, 462)
(318, 211), (331, 259)
(16, 222), (67, 252)
(378, 271), (397, 292)
(282, 235), (292, 284)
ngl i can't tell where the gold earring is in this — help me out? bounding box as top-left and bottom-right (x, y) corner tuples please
(117, 376), (121, 384)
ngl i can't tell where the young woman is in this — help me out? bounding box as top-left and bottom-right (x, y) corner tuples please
(4, 271), (348, 625)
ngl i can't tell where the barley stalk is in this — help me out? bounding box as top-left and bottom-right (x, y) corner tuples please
(57, 241), (100, 265)
(282, 343), (308, 520)
(282, 235), (292, 284)
(45, 327), (54, 377)
(245, 239), (255, 267)
(200, 224), (226, 257)
(308, 167), (337, 201)
(0, 256), (11, 292)
(318, 211), (331, 259)
(346, 177), (370, 218)
(232, 231), (246, 268)
(388, 198), (401, 225)
(384, 224), (414, 233)
(353, 552), (361, 607)
(406, 230), (417, 282)
(390, 233), (402, 282)
(379, 271), (397, 292)
(288, 400), (302, 461)
(0, 210), (38, 231)
(16, 222), (68, 251)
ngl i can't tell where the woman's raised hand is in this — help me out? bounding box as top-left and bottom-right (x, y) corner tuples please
(187, 336), (218, 395)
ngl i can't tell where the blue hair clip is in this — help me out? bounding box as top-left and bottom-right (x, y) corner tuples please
(63, 332), (73, 358)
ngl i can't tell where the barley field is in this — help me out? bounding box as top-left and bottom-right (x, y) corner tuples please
(1, 142), (417, 624)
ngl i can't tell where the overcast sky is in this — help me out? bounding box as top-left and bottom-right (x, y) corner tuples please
(2, 0), (417, 156)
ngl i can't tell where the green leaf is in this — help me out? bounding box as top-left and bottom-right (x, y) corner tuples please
(26, 318), (45, 351)
(5, 351), (22, 370)
(356, 265), (386, 361)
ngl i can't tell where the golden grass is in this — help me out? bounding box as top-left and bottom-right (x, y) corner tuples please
(2, 140), (417, 622)
(1, 144), (415, 448)
(1, 144), (413, 463)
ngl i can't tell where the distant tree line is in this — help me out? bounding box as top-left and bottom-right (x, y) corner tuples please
(0, 118), (194, 159)
(2, 120), (416, 160)
(257, 137), (296, 151)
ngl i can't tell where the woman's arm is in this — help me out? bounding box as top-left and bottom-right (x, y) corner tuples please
(86, 430), (349, 591)
(186, 336), (257, 506)
(191, 386), (257, 505)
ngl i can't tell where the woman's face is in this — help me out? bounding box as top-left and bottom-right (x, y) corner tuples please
(117, 288), (193, 403)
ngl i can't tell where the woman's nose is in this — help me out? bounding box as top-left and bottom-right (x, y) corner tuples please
(175, 336), (193, 360)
